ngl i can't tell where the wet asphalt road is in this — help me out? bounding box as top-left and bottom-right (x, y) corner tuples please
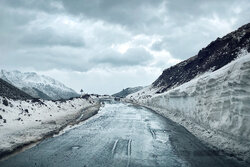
(0, 101), (246, 167)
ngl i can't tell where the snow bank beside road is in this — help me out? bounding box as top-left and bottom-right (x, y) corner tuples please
(127, 53), (250, 162)
(0, 97), (100, 158)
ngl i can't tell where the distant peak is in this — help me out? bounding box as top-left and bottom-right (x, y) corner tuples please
(0, 69), (78, 100)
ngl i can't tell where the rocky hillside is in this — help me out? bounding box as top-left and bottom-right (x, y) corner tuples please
(112, 86), (143, 98)
(0, 70), (79, 100)
(0, 78), (32, 100)
(153, 23), (250, 93)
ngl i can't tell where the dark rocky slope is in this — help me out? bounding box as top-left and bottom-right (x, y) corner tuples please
(153, 23), (250, 93)
(0, 78), (33, 100)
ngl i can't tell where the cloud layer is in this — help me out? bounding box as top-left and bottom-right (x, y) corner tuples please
(1, 0), (250, 94)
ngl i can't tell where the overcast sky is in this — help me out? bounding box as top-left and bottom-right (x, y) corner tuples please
(1, 0), (250, 94)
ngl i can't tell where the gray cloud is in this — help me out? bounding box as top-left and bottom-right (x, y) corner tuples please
(93, 47), (153, 66)
(1, 0), (249, 62)
(151, 32), (212, 59)
(60, 0), (164, 27)
(1, 0), (64, 13)
(2, 47), (91, 71)
(57, 0), (250, 35)
(20, 27), (85, 47)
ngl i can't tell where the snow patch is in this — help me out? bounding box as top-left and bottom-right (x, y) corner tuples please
(0, 96), (99, 156)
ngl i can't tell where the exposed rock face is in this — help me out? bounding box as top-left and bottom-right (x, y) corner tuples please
(153, 23), (250, 93)
(0, 78), (32, 100)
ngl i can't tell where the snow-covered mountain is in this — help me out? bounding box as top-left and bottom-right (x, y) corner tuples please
(126, 23), (250, 163)
(0, 70), (79, 100)
(112, 86), (144, 98)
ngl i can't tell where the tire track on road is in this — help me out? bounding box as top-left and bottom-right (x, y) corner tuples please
(126, 139), (132, 167)
(111, 139), (119, 155)
(150, 129), (156, 139)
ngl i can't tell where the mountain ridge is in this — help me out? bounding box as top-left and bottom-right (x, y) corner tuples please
(0, 70), (79, 100)
(113, 86), (144, 98)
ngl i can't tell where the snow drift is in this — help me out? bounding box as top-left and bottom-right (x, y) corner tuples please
(127, 53), (250, 162)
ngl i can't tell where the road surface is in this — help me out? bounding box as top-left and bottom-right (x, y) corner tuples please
(0, 101), (245, 167)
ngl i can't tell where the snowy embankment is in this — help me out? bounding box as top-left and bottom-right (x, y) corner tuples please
(126, 53), (250, 162)
(0, 96), (100, 157)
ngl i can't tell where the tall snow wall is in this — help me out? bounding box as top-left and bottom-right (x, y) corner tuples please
(131, 53), (250, 162)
